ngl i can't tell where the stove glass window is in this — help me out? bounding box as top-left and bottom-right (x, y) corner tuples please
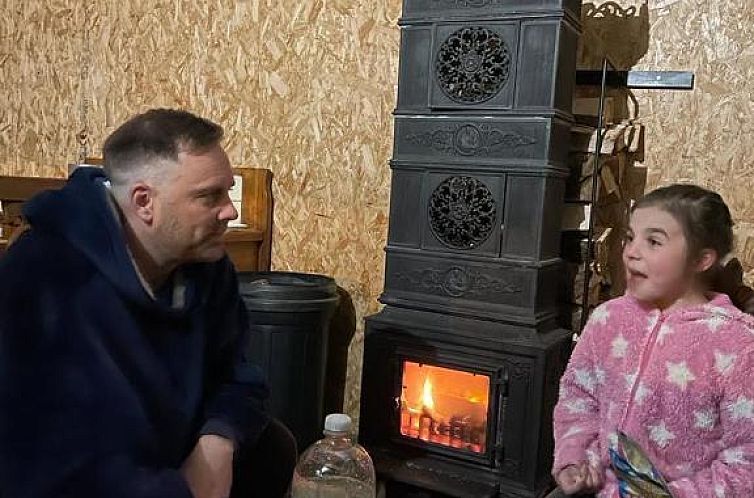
(399, 361), (490, 453)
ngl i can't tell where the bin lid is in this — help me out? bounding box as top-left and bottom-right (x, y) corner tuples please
(237, 271), (339, 309)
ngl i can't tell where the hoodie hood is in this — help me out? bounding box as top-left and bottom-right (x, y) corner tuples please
(22, 167), (198, 312)
(623, 291), (751, 327)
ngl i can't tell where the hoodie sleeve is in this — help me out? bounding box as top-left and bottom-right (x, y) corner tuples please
(666, 344), (754, 498)
(0, 254), (194, 498)
(199, 259), (270, 447)
(552, 305), (607, 478)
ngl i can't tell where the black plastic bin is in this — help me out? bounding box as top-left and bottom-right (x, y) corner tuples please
(238, 271), (339, 451)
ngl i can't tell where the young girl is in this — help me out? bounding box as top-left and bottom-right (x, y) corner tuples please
(553, 184), (754, 497)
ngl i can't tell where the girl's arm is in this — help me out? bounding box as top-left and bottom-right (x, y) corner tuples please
(552, 305), (607, 477)
(667, 345), (754, 497)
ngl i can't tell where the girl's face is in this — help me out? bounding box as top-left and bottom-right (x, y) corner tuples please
(623, 206), (707, 309)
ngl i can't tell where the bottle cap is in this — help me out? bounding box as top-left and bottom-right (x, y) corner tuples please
(324, 413), (352, 433)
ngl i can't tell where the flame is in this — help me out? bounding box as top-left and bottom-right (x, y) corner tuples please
(421, 376), (435, 410)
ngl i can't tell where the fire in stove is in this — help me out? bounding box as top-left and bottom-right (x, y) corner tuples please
(399, 361), (490, 453)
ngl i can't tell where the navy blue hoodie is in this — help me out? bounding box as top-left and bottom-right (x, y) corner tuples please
(0, 168), (269, 498)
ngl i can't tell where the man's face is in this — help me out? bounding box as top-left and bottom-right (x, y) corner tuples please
(153, 144), (237, 265)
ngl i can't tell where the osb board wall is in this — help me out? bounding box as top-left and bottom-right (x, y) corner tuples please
(0, 0), (401, 421)
(1, 0), (753, 421)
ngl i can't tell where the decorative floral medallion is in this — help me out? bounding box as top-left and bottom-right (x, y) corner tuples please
(428, 176), (496, 249)
(435, 27), (511, 104)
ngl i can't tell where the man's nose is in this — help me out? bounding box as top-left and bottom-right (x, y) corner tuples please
(218, 195), (239, 222)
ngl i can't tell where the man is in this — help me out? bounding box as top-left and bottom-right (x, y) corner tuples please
(0, 109), (296, 498)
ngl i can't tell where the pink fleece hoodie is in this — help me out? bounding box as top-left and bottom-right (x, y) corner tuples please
(553, 293), (754, 497)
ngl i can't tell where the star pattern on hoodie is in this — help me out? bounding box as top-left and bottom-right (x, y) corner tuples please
(562, 425), (585, 438)
(591, 305), (610, 325)
(649, 421), (675, 449)
(714, 351), (736, 376)
(564, 398), (590, 414)
(594, 366), (606, 386)
(624, 371), (637, 389)
(657, 323), (674, 345)
(646, 310), (660, 330)
(611, 335), (629, 358)
(704, 315), (726, 333)
(573, 368), (597, 394)
(708, 306), (730, 317)
(721, 448), (747, 466)
(726, 396), (754, 421)
(666, 361), (696, 390)
(694, 409), (717, 430)
(634, 383), (651, 405)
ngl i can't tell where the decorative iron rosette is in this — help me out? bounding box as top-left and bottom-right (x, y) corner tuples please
(428, 176), (496, 249)
(435, 26), (511, 104)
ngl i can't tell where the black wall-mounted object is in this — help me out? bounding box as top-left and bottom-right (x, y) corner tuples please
(359, 1), (582, 497)
(575, 70), (695, 90)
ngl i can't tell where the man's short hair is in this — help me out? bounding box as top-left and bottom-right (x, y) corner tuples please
(103, 109), (224, 191)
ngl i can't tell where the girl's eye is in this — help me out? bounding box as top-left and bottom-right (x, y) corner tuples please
(648, 238), (661, 247)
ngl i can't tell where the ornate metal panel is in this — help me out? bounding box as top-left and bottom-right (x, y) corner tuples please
(435, 27), (512, 104)
(428, 176), (496, 249)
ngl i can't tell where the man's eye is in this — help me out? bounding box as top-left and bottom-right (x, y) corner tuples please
(648, 238), (661, 247)
(200, 191), (222, 203)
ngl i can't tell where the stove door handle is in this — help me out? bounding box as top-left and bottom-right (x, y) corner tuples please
(494, 369), (510, 468)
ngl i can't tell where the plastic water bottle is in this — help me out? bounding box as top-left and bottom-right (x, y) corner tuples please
(291, 413), (376, 498)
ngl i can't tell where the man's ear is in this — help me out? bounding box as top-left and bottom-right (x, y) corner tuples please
(695, 248), (718, 273)
(131, 183), (154, 225)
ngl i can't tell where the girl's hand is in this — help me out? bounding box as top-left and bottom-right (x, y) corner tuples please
(556, 462), (602, 495)
(582, 462), (603, 491)
(556, 464), (587, 494)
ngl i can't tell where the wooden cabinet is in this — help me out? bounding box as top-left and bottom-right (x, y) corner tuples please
(225, 168), (273, 272)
